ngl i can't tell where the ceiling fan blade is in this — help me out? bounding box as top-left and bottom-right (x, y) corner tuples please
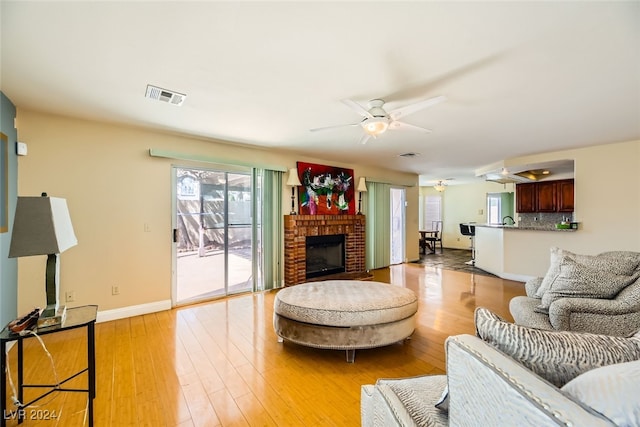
(359, 134), (372, 145)
(341, 99), (374, 118)
(310, 122), (360, 132)
(389, 121), (433, 133)
(389, 95), (446, 120)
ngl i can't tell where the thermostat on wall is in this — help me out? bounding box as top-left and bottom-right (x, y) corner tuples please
(16, 142), (27, 156)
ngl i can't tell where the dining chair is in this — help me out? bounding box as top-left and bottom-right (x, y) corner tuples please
(424, 220), (443, 254)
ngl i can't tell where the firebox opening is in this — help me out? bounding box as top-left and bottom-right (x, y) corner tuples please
(305, 234), (346, 279)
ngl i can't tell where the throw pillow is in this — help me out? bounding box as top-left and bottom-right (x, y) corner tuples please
(434, 385), (449, 412)
(474, 307), (640, 387)
(562, 360), (640, 426)
(539, 256), (640, 310)
(534, 247), (592, 298)
(534, 247), (640, 299)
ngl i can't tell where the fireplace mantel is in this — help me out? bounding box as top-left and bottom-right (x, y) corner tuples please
(284, 215), (366, 286)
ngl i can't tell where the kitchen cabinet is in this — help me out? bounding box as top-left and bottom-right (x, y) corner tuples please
(516, 183), (537, 213)
(515, 179), (574, 213)
(536, 181), (557, 212)
(556, 179), (575, 212)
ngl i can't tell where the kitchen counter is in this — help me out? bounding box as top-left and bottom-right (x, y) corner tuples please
(472, 223), (577, 232)
(473, 224), (581, 282)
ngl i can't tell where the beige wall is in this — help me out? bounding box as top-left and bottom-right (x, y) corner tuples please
(426, 139), (640, 277)
(419, 181), (515, 250)
(15, 110), (418, 314)
(502, 139), (640, 277)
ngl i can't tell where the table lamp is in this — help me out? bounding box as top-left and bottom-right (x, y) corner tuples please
(357, 177), (367, 214)
(286, 168), (302, 215)
(8, 193), (77, 324)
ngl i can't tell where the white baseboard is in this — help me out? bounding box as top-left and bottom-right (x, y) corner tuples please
(96, 299), (172, 323)
(498, 272), (535, 283)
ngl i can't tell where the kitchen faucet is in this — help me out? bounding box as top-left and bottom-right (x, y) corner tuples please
(502, 216), (515, 225)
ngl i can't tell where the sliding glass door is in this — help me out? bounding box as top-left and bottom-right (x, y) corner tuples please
(173, 167), (253, 305)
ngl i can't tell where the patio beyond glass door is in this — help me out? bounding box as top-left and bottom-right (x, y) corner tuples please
(173, 167), (253, 305)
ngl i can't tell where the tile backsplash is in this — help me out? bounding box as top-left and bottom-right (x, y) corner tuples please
(518, 212), (574, 228)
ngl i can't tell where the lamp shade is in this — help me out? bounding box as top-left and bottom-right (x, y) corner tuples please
(286, 168), (302, 186)
(9, 196), (77, 258)
(357, 177), (367, 192)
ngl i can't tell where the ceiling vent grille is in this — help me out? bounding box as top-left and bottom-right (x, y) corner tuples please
(145, 85), (186, 106)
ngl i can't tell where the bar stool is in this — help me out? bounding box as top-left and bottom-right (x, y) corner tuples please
(459, 223), (476, 266)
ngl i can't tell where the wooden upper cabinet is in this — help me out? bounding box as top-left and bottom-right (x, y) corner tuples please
(556, 179), (575, 212)
(515, 179), (574, 213)
(516, 183), (537, 213)
(536, 181), (558, 212)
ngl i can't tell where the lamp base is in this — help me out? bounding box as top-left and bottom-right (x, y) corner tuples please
(37, 305), (67, 329)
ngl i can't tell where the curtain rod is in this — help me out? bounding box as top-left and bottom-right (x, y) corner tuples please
(366, 177), (418, 187)
(149, 148), (287, 172)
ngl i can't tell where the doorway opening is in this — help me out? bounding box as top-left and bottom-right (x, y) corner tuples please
(390, 187), (406, 265)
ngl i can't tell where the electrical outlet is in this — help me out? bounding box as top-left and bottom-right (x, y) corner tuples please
(65, 291), (75, 302)
(112, 285), (120, 295)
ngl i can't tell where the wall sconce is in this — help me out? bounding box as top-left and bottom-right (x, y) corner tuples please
(286, 168), (302, 215)
(434, 180), (447, 192)
(357, 177), (367, 214)
(9, 193), (77, 325)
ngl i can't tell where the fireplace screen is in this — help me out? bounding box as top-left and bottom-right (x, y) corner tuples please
(305, 234), (346, 279)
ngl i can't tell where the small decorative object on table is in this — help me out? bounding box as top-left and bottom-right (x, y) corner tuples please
(7, 308), (40, 334)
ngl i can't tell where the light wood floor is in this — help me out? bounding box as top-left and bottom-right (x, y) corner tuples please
(3, 263), (526, 426)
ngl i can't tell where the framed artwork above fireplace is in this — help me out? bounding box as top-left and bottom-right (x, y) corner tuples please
(296, 161), (355, 215)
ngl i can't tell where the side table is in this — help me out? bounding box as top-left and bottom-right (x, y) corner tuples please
(1, 305), (98, 426)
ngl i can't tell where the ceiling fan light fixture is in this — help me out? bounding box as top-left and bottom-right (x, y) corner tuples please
(362, 117), (389, 136)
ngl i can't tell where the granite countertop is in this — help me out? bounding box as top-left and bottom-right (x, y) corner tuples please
(473, 223), (578, 232)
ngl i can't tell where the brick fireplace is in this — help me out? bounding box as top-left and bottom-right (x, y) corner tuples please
(284, 215), (366, 286)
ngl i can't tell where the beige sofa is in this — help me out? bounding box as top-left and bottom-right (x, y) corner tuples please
(361, 308), (640, 426)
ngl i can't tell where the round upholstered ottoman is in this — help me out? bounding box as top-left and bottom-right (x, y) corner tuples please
(273, 280), (418, 362)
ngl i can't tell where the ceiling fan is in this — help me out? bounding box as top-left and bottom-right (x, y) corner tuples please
(310, 95), (446, 144)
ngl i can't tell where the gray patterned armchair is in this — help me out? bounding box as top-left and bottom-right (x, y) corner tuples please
(509, 248), (640, 336)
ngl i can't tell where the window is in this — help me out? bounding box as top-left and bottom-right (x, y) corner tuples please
(487, 193), (501, 224)
(423, 195), (442, 227)
(486, 192), (514, 225)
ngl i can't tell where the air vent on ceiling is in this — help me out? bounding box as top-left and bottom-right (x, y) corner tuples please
(145, 85), (186, 106)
